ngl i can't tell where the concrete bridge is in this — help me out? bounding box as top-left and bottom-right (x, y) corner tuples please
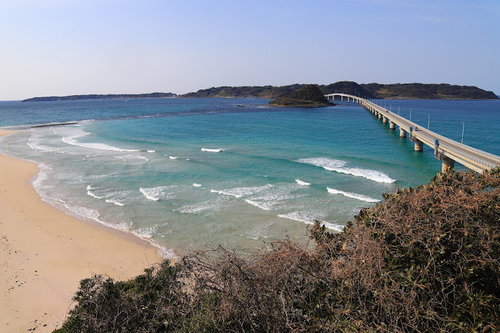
(325, 93), (500, 173)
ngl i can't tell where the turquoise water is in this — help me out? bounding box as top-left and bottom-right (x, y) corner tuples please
(0, 98), (498, 256)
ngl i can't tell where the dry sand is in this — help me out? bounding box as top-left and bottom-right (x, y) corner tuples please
(0, 130), (163, 332)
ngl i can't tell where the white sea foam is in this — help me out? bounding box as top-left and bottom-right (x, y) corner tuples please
(54, 197), (105, 224)
(318, 222), (345, 232)
(278, 211), (320, 224)
(32, 163), (52, 190)
(278, 211), (344, 232)
(140, 186), (175, 201)
(61, 197), (176, 258)
(85, 185), (129, 206)
(178, 204), (213, 214)
(87, 189), (104, 199)
(115, 154), (149, 162)
(140, 188), (161, 201)
(297, 157), (395, 183)
(26, 163), (177, 259)
(147, 150), (156, 153)
(201, 148), (223, 153)
(135, 225), (159, 238)
(169, 156), (178, 160)
(244, 199), (272, 211)
(177, 197), (227, 214)
(193, 183), (202, 187)
(27, 137), (55, 153)
(327, 187), (380, 203)
(31, 168), (108, 227)
(247, 184), (300, 210)
(105, 199), (125, 206)
(61, 129), (138, 152)
(295, 179), (310, 186)
(210, 184), (272, 198)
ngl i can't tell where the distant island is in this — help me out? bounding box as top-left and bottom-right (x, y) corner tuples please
(22, 92), (176, 102)
(269, 84), (332, 107)
(182, 81), (498, 100)
(22, 82), (498, 102)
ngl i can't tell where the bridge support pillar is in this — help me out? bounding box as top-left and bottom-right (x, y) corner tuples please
(378, 113), (382, 120)
(383, 116), (388, 124)
(441, 157), (455, 173)
(389, 121), (396, 130)
(414, 139), (423, 152)
(399, 128), (406, 138)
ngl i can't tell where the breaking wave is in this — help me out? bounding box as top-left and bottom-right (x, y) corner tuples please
(210, 184), (272, 198)
(140, 186), (176, 201)
(61, 129), (138, 152)
(327, 187), (380, 203)
(278, 211), (344, 232)
(297, 157), (395, 183)
(295, 179), (310, 186)
(201, 148), (223, 153)
(244, 199), (272, 211)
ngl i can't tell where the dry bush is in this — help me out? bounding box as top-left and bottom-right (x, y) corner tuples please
(55, 169), (500, 332)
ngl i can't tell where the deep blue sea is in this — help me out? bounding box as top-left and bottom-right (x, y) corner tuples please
(0, 97), (498, 256)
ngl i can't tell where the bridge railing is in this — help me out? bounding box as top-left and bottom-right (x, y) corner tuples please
(325, 93), (500, 173)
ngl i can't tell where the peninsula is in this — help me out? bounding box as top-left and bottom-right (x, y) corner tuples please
(22, 92), (176, 102)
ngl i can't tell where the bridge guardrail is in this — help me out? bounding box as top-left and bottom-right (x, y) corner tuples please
(325, 93), (500, 173)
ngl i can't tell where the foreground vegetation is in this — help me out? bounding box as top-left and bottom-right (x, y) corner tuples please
(55, 169), (499, 332)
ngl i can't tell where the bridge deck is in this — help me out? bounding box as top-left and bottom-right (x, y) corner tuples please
(325, 93), (500, 173)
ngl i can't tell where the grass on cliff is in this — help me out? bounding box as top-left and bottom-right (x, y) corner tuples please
(55, 169), (500, 332)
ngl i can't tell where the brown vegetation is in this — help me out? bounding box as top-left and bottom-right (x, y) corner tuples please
(55, 169), (500, 332)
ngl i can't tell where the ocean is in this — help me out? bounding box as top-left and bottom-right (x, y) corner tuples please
(1, 97), (499, 257)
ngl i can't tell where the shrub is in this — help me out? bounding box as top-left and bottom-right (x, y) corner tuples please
(55, 169), (500, 332)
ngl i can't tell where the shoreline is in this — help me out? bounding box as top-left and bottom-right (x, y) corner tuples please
(0, 130), (163, 332)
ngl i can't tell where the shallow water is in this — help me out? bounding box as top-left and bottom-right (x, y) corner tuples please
(1, 97), (498, 256)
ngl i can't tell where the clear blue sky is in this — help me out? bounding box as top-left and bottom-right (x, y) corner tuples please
(0, 0), (498, 100)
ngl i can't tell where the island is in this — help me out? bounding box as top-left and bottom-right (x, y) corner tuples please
(182, 81), (498, 100)
(22, 82), (498, 102)
(269, 84), (333, 107)
(22, 92), (176, 102)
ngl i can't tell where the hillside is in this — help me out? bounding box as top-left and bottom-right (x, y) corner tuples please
(181, 85), (303, 99)
(269, 84), (332, 107)
(54, 169), (500, 332)
(182, 82), (498, 100)
(362, 83), (498, 99)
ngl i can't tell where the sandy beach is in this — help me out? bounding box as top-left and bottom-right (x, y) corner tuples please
(0, 130), (163, 332)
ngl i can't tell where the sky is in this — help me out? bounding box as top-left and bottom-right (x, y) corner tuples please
(0, 0), (499, 100)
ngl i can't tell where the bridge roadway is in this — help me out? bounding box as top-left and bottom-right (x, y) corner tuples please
(325, 93), (500, 173)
